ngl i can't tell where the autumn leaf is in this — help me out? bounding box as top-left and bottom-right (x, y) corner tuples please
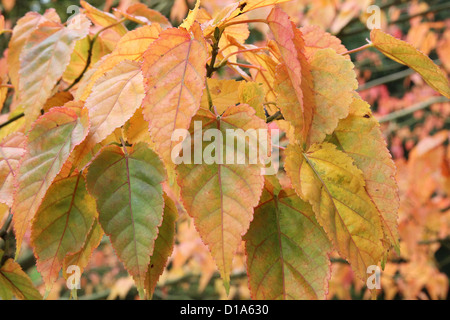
(63, 219), (104, 279)
(200, 79), (241, 113)
(238, 82), (265, 119)
(268, 7), (314, 145)
(371, 29), (450, 99)
(17, 14), (91, 125)
(141, 23), (207, 166)
(177, 104), (265, 292)
(7, 9), (60, 92)
(0, 133), (26, 207)
(78, 24), (162, 101)
(63, 35), (112, 84)
(86, 142), (166, 296)
(30, 173), (97, 290)
(145, 193), (178, 298)
(285, 142), (384, 280)
(120, 3), (171, 29)
(12, 106), (89, 255)
(329, 95), (400, 253)
(307, 48), (357, 145)
(80, 0), (127, 36)
(300, 25), (348, 60)
(245, 177), (331, 299)
(86, 60), (145, 144)
(0, 257), (42, 300)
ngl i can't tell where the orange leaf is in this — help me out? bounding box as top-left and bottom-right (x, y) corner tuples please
(141, 23), (207, 166)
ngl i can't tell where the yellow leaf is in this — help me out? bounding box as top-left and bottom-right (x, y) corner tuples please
(330, 96), (400, 253)
(86, 60), (145, 144)
(285, 142), (384, 281)
(80, 0), (127, 36)
(78, 24), (161, 101)
(371, 29), (450, 99)
(200, 78), (241, 113)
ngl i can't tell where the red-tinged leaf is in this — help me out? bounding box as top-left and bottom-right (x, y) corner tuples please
(0, 257), (42, 300)
(371, 29), (450, 99)
(63, 219), (104, 279)
(330, 96), (400, 253)
(78, 24), (162, 101)
(145, 193), (177, 298)
(0, 133), (26, 207)
(7, 9), (60, 92)
(300, 25), (348, 60)
(307, 48), (358, 145)
(268, 7), (314, 145)
(86, 142), (166, 295)
(122, 3), (171, 29)
(284, 142), (384, 281)
(85, 60), (145, 144)
(12, 106), (89, 255)
(245, 178), (331, 299)
(141, 23), (207, 166)
(30, 173), (97, 290)
(177, 104), (265, 291)
(17, 14), (91, 124)
(80, 0), (127, 36)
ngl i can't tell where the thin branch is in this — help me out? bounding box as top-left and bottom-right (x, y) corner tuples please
(377, 96), (449, 123)
(266, 110), (283, 123)
(341, 2), (450, 37)
(0, 112), (25, 129)
(65, 18), (127, 91)
(0, 211), (12, 240)
(341, 43), (373, 56)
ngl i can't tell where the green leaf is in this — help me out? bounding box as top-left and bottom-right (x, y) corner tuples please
(245, 178), (331, 299)
(30, 173), (97, 290)
(0, 258), (42, 300)
(12, 106), (89, 256)
(86, 142), (166, 295)
(145, 193), (178, 298)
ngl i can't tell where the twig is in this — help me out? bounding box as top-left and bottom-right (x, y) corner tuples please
(65, 18), (127, 91)
(341, 43), (373, 56)
(0, 211), (12, 240)
(377, 96), (449, 123)
(206, 28), (222, 78)
(0, 113), (25, 129)
(341, 2), (450, 38)
(266, 110), (283, 123)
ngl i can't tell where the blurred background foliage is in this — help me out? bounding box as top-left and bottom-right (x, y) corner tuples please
(1, 0), (450, 300)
